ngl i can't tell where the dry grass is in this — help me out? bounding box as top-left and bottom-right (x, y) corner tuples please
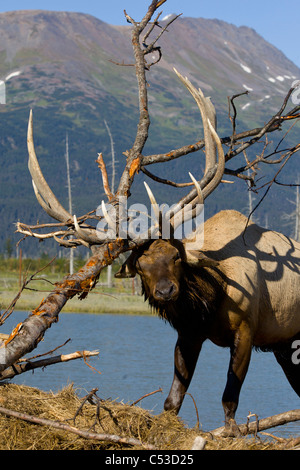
(0, 272), (151, 315)
(0, 383), (296, 451)
(2, 289), (151, 315)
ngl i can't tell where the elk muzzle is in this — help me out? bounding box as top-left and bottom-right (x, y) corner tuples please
(153, 278), (179, 302)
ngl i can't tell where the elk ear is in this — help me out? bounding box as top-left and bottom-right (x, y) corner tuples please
(185, 250), (219, 267)
(115, 252), (137, 278)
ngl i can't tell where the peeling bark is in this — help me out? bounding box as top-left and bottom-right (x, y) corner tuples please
(0, 240), (130, 371)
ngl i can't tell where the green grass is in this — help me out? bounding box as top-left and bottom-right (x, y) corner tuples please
(0, 257), (152, 316)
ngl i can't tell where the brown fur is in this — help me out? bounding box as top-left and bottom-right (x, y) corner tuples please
(116, 210), (300, 434)
(143, 262), (224, 336)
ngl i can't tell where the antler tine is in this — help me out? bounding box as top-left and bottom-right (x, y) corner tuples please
(181, 119), (226, 202)
(173, 118), (225, 214)
(171, 172), (204, 232)
(27, 110), (73, 224)
(28, 110), (111, 245)
(188, 172), (204, 204)
(165, 70), (225, 230)
(73, 214), (101, 244)
(202, 119), (225, 199)
(101, 200), (116, 232)
(144, 181), (161, 222)
(173, 68), (217, 176)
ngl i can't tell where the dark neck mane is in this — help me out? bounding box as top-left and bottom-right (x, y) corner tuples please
(142, 265), (223, 335)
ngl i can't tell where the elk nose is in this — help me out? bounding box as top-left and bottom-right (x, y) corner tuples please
(155, 281), (177, 301)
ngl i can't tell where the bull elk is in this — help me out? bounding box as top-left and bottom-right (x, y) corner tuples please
(114, 73), (300, 434)
(116, 210), (300, 434)
(16, 69), (300, 435)
(13, 0), (300, 435)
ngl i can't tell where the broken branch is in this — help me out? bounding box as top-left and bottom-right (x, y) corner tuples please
(211, 409), (300, 436)
(131, 388), (163, 406)
(95, 153), (114, 201)
(0, 350), (99, 381)
(0, 405), (156, 450)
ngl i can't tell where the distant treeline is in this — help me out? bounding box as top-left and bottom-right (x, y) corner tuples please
(0, 253), (121, 276)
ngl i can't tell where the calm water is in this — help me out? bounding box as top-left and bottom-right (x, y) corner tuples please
(2, 311), (299, 437)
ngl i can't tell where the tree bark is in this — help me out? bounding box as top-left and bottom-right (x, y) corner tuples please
(211, 409), (300, 436)
(0, 240), (130, 372)
(0, 350), (99, 380)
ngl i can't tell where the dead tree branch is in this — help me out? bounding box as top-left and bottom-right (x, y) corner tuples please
(0, 350), (99, 381)
(211, 409), (300, 437)
(244, 145), (300, 227)
(2, 2), (172, 374)
(0, 240), (136, 373)
(0, 257), (57, 326)
(131, 388), (163, 406)
(95, 153), (114, 201)
(0, 405), (156, 449)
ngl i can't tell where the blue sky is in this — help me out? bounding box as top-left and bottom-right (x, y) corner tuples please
(0, 0), (299, 68)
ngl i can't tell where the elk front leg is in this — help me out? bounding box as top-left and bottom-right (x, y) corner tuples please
(164, 335), (203, 413)
(222, 323), (252, 436)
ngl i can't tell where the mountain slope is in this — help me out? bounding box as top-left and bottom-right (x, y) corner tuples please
(0, 11), (299, 255)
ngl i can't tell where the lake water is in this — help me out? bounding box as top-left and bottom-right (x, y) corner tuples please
(2, 311), (299, 437)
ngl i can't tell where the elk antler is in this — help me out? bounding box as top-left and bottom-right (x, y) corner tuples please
(164, 69), (225, 231)
(101, 69), (225, 241)
(27, 110), (73, 224)
(20, 66), (226, 247)
(19, 110), (105, 246)
(142, 173), (203, 239)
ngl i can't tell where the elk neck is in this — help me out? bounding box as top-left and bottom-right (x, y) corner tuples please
(142, 263), (225, 336)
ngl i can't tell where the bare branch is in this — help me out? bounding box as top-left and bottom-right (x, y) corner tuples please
(0, 257), (57, 326)
(95, 153), (114, 202)
(0, 238), (143, 373)
(0, 405), (156, 449)
(131, 388), (163, 406)
(225, 85), (299, 162)
(227, 90), (249, 151)
(243, 145), (300, 231)
(211, 409), (300, 437)
(0, 350), (99, 381)
(141, 166), (194, 187)
(142, 13), (182, 69)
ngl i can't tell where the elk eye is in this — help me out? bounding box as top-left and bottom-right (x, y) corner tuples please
(174, 252), (180, 262)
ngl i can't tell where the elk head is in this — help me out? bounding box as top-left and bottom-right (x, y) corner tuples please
(115, 238), (218, 304)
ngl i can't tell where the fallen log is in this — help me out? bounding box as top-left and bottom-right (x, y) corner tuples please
(211, 409), (300, 437)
